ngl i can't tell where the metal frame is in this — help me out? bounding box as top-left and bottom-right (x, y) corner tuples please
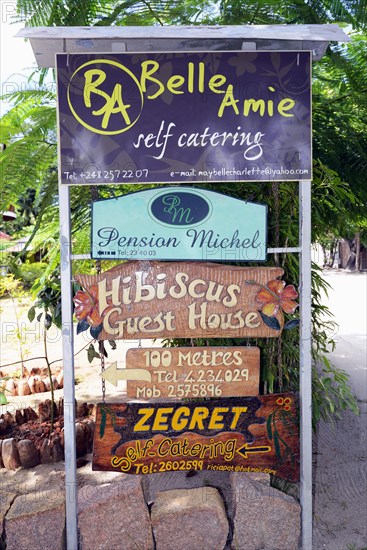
(17, 24), (349, 66)
(299, 180), (313, 550)
(59, 183), (78, 549)
(59, 180), (313, 550)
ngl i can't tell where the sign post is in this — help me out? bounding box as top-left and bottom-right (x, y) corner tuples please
(58, 183), (78, 549)
(299, 180), (312, 550)
(17, 24), (349, 550)
(55, 47), (311, 550)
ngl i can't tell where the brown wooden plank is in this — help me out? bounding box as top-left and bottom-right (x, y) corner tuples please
(126, 347), (260, 399)
(92, 393), (300, 481)
(75, 261), (287, 339)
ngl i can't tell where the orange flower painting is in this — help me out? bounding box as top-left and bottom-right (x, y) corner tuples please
(256, 280), (299, 317)
(73, 285), (102, 327)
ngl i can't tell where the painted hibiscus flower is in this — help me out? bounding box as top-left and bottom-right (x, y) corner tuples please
(256, 280), (299, 317)
(73, 285), (102, 327)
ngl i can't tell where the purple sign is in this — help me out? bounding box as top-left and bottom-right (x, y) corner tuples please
(56, 51), (311, 185)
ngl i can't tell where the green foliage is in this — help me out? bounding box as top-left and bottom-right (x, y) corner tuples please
(312, 356), (360, 430)
(12, 261), (49, 289)
(28, 270), (62, 329)
(0, 273), (24, 298)
(15, 0), (217, 27)
(313, 35), (367, 204)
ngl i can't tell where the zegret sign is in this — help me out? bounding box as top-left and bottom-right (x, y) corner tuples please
(92, 187), (267, 261)
(56, 51), (311, 184)
(92, 394), (300, 481)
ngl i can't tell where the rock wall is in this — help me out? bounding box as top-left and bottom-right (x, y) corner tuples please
(0, 463), (301, 550)
(0, 402), (95, 470)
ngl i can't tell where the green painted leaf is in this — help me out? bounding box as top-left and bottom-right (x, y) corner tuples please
(87, 344), (100, 363)
(266, 414), (273, 440)
(274, 432), (281, 458)
(100, 409), (106, 438)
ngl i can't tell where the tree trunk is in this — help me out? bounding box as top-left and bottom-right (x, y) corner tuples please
(355, 232), (361, 272)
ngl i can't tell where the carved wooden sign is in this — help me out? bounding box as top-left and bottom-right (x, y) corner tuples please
(74, 261), (299, 340)
(92, 393), (300, 481)
(124, 347), (260, 399)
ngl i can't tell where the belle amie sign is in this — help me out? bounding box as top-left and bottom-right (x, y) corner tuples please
(56, 50), (311, 185)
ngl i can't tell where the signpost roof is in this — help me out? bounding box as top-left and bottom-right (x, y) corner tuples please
(16, 24), (349, 67)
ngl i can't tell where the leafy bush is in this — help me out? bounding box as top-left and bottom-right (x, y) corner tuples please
(15, 261), (48, 289)
(0, 273), (24, 297)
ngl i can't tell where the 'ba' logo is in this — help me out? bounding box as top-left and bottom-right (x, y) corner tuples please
(67, 59), (144, 135)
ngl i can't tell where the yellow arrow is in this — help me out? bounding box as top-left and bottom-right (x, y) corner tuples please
(236, 443), (271, 459)
(99, 362), (152, 387)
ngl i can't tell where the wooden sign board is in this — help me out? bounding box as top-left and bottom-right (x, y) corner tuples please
(93, 393), (300, 481)
(125, 347), (260, 399)
(74, 261), (287, 340)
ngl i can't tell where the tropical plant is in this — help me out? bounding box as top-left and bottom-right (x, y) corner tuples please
(27, 270), (62, 430)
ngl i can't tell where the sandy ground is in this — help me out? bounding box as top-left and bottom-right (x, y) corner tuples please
(1, 270), (366, 550)
(313, 270), (367, 550)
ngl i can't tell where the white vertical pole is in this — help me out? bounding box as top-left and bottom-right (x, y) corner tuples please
(59, 182), (78, 549)
(299, 179), (313, 550)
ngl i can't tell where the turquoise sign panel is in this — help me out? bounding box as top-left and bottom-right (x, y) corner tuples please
(91, 187), (267, 261)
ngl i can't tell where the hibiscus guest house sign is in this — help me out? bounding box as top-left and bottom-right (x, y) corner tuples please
(56, 50), (311, 184)
(74, 261), (299, 340)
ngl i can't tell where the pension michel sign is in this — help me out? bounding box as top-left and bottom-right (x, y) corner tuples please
(92, 187), (267, 261)
(56, 51), (311, 185)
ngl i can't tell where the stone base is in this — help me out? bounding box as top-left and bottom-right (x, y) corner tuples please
(5, 490), (65, 550)
(78, 477), (154, 550)
(151, 487), (229, 550)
